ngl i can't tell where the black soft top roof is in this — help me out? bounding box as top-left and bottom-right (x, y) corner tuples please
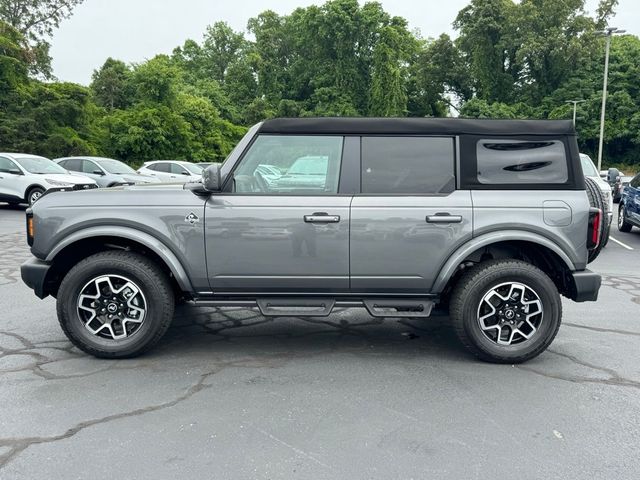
(259, 117), (576, 136)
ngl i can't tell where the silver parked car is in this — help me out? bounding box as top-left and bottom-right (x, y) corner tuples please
(21, 118), (603, 363)
(55, 157), (160, 188)
(137, 160), (203, 183)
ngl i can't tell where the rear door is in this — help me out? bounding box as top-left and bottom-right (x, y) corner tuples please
(205, 134), (353, 293)
(350, 136), (472, 293)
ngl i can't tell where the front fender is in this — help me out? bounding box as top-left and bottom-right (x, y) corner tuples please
(45, 226), (194, 292)
(431, 230), (577, 293)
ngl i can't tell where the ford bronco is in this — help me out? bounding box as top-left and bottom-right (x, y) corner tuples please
(21, 118), (603, 363)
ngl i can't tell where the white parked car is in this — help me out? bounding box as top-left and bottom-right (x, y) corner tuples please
(137, 161), (203, 183)
(0, 153), (97, 205)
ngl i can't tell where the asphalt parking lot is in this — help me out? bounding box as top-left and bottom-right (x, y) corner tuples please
(0, 203), (639, 479)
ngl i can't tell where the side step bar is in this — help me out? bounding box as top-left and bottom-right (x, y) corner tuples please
(193, 297), (435, 318)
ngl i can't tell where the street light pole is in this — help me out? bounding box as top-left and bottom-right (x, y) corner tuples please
(596, 27), (626, 172)
(565, 100), (586, 126)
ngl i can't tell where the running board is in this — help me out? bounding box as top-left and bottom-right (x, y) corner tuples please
(362, 299), (434, 318)
(257, 298), (335, 317)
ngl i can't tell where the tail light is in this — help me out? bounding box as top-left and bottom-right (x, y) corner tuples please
(587, 207), (602, 250)
(26, 210), (34, 246)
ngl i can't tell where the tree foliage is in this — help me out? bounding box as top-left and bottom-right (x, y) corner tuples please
(1, 0), (640, 167)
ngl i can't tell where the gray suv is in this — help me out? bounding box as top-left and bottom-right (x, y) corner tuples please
(21, 118), (603, 363)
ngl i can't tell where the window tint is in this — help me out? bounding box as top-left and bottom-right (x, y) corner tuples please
(233, 135), (343, 194)
(361, 137), (455, 194)
(477, 140), (568, 184)
(63, 159), (82, 172)
(630, 174), (640, 188)
(170, 163), (188, 175)
(0, 157), (19, 173)
(153, 163), (170, 173)
(82, 160), (100, 174)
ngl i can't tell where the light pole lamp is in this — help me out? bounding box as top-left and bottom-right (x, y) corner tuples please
(596, 27), (626, 172)
(565, 100), (586, 126)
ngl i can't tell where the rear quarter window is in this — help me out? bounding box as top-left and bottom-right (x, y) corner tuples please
(476, 139), (568, 184)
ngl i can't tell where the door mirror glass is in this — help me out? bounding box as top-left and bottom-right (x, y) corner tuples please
(203, 164), (222, 191)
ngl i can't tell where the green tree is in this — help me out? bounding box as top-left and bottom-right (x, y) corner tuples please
(0, 0), (84, 77)
(90, 58), (133, 110)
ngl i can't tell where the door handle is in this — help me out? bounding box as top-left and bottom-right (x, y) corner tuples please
(426, 213), (463, 224)
(304, 212), (340, 223)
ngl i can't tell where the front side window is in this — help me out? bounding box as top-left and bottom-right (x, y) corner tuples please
(170, 163), (188, 175)
(0, 157), (20, 173)
(361, 137), (455, 194)
(477, 139), (568, 184)
(630, 174), (640, 188)
(82, 160), (100, 174)
(233, 135), (343, 194)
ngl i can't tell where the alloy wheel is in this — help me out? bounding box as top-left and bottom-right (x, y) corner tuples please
(476, 282), (543, 346)
(76, 275), (147, 340)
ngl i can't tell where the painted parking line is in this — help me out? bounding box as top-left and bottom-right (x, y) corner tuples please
(609, 236), (634, 250)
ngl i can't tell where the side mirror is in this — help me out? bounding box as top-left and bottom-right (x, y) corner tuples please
(9, 168), (22, 175)
(93, 169), (105, 175)
(607, 167), (619, 183)
(202, 164), (222, 192)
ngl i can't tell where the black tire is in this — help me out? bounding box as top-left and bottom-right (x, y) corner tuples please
(27, 187), (45, 205)
(584, 177), (605, 263)
(450, 259), (562, 364)
(56, 251), (175, 358)
(618, 203), (633, 232)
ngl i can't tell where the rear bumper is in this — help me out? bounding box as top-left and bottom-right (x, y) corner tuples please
(21, 258), (51, 299)
(567, 269), (601, 302)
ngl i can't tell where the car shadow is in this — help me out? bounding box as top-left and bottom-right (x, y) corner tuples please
(154, 304), (469, 361)
(0, 203), (27, 211)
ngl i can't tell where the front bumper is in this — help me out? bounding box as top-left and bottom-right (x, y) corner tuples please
(567, 269), (601, 302)
(21, 258), (52, 299)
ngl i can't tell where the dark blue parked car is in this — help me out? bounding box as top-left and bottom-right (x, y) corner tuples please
(618, 173), (640, 232)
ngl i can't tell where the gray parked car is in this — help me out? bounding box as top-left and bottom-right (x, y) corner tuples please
(21, 118), (603, 363)
(55, 157), (160, 187)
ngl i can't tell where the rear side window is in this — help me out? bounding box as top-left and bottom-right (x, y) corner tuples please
(64, 159), (82, 172)
(361, 137), (455, 194)
(152, 163), (170, 173)
(476, 139), (568, 184)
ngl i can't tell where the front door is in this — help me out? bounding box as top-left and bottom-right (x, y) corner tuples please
(205, 134), (351, 293)
(350, 136), (473, 293)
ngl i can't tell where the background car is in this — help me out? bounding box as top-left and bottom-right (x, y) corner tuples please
(56, 157), (160, 188)
(581, 154), (614, 224)
(0, 153), (97, 205)
(613, 175), (634, 203)
(196, 162), (221, 169)
(618, 172), (640, 233)
(137, 161), (203, 183)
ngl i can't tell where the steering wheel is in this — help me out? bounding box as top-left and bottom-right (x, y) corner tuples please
(254, 170), (269, 192)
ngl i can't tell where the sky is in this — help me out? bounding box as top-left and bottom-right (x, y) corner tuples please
(50, 0), (639, 85)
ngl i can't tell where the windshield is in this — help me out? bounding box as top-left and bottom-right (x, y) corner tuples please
(98, 159), (136, 174)
(184, 163), (203, 174)
(580, 155), (598, 177)
(16, 156), (66, 174)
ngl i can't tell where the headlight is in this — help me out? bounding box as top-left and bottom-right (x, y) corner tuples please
(45, 178), (74, 187)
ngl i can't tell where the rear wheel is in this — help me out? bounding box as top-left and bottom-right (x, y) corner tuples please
(450, 260), (562, 364)
(618, 203), (633, 232)
(57, 251), (175, 358)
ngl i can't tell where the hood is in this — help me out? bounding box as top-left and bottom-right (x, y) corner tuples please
(44, 173), (96, 185)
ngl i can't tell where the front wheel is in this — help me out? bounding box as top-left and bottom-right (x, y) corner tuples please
(27, 187), (45, 205)
(618, 204), (633, 232)
(449, 260), (562, 363)
(56, 251), (175, 358)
